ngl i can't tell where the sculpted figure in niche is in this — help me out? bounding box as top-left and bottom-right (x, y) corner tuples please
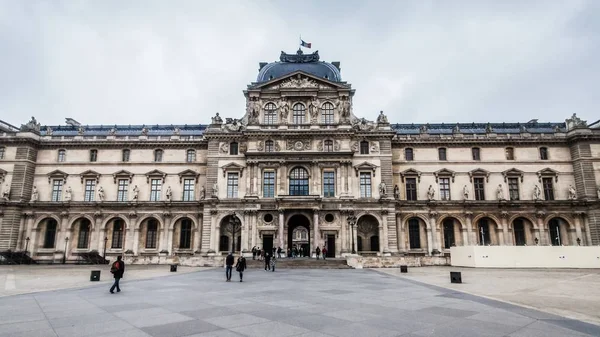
(463, 185), (469, 200)
(166, 186), (173, 201)
(98, 186), (105, 202)
(427, 185), (435, 201)
(379, 182), (387, 197)
(31, 186), (38, 202)
(533, 185), (541, 200)
(132, 185), (139, 201)
(279, 98), (289, 123)
(200, 185), (206, 200)
(64, 186), (72, 201)
(376, 111), (388, 124)
(568, 185), (577, 200)
(212, 182), (219, 197)
(496, 184), (505, 200)
(309, 97), (320, 122)
(393, 185), (400, 200)
(2, 184), (10, 201)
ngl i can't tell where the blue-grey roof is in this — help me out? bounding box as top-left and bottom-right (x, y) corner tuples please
(256, 50), (341, 83)
(40, 124), (207, 137)
(392, 122), (566, 135)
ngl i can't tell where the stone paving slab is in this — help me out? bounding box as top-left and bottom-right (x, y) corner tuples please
(0, 268), (598, 337)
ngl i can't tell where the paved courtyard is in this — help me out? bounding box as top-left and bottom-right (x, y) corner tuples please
(1, 268), (599, 337)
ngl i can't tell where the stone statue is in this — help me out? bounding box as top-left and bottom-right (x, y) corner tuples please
(20, 116), (41, 132)
(453, 124), (461, 134)
(211, 112), (223, 124)
(108, 128), (116, 135)
(597, 187), (600, 199)
(376, 111), (388, 124)
(141, 127), (148, 136)
(485, 123), (493, 133)
(568, 185), (577, 200)
(132, 185), (139, 201)
(379, 182), (387, 197)
(212, 182), (219, 197)
(339, 96), (351, 119)
(98, 186), (105, 202)
(31, 186), (38, 202)
(64, 186), (72, 202)
(427, 185), (435, 201)
(419, 125), (428, 134)
(2, 184), (10, 201)
(173, 127), (180, 135)
(166, 186), (172, 201)
(393, 185), (400, 199)
(45, 126), (53, 136)
(200, 185), (206, 200)
(533, 185), (541, 200)
(496, 184), (505, 200)
(309, 97), (320, 122)
(463, 185), (469, 200)
(279, 98), (289, 122)
(77, 126), (85, 135)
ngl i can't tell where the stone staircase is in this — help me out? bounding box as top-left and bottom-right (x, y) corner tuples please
(246, 257), (351, 269)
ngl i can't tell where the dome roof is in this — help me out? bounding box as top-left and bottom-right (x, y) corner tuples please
(256, 49), (341, 83)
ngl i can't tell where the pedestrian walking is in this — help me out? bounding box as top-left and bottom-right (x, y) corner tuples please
(264, 253), (271, 271)
(322, 247), (327, 260)
(277, 246), (282, 259)
(316, 246), (321, 260)
(271, 256), (276, 272)
(252, 246), (257, 260)
(109, 256), (125, 294)
(225, 252), (234, 282)
(235, 255), (247, 282)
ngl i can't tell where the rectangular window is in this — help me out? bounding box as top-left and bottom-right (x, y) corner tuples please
(117, 179), (129, 202)
(0, 147), (5, 159)
(505, 147), (515, 160)
(154, 150), (163, 162)
(408, 219), (421, 249)
(58, 150), (66, 162)
(84, 179), (96, 202)
(122, 149), (130, 162)
(43, 221), (57, 249)
(359, 172), (372, 198)
(513, 220), (526, 246)
(146, 221), (158, 249)
(229, 143), (238, 155)
(405, 178), (417, 201)
(186, 150), (196, 163)
(90, 150), (98, 162)
(263, 171), (275, 198)
(438, 148), (447, 161)
(542, 177), (554, 201)
(508, 178), (520, 201)
(472, 148), (480, 161)
(51, 179), (63, 202)
(183, 178), (195, 201)
(179, 220), (192, 249)
(77, 224), (90, 249)
(150, 179), (162, 201)
(227, 173), (239, 198)
(439, 178), (451, 200)
(111, 221), (124, 249)
(540, 147), (548, 160)
(323, 171), (335, 198)
(360, 141), (369, 154)
(473, 177), (485, 201)
(405, 148), (414, 161)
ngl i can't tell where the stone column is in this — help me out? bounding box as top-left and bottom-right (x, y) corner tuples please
(313, 208), (320, 254)
(397, 214), (406, 252)
(16, 214), (26, 250)
(353, 222), (358, 253)
(347, 163), (353, 196)
(193, 213), (202, 253)
(251, 212), (257, 249)
(501, 211), (510, 245)
(246, 163), (252, 196)
(30, 228), (39, 256)
(426, 213), (435, 255)
(209, 210), (217, 253)
(381, 210), (390, 255)
(125, 212), (137, 252)
(241, 211), (249, 252)
(465, 212), (474, 245)
(279, 163), (286, 196)
(23, 213), (35, 250)
(340, 211), (347, 253)
(56, 211), (70, 253)
(573, 212), (584, 245)
(429, 212), (439, 252)
(90, 213), (102, 252)
(161, 212), (172, 253)
(132, 229), (140, 255)
(252, 163), (258, 195)
(339, 164), (345, 195)
(312, 161), (318, 195)
(278, 209), (284, 249)
(536, 211), (546, 245)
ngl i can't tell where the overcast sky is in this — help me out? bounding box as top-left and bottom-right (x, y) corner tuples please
(1, 0), (598, 127)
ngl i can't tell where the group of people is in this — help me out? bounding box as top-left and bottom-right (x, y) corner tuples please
(225, 252), (247, 282)
(251, 246), (283, 260)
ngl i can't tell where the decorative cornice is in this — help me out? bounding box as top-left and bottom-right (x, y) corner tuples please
(434, 168), (455, 183)
(468, 168), (490, 183)
(537, 168), (559, 183)
(145, 169), (167, 184)
(400, 168), (421, 182)
(502, 168), (524, 183)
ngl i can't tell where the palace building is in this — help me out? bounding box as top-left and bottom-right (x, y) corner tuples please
(1, 49), (599, 266)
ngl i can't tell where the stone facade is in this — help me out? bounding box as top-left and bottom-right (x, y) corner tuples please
(0, 50), (599, 266)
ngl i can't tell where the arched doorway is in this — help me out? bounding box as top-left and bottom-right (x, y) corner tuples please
(219, 214), (242, 253)
(357, 215), (379, 254)
(287, 214), (310, 257)
(548, 217), (570, 246)
(512, 217), (535, 246)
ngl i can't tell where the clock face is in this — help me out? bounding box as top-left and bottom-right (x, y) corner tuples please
(294, 141), (304, 150)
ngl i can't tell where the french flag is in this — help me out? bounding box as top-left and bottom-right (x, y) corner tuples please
(300, 39), (311, 48)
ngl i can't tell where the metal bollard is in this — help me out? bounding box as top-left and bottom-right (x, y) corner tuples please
(400, 265), (408, 273)
(170, 264), (178, 272)
(450, 271), (462, 284)
(90, 270), (101, 282)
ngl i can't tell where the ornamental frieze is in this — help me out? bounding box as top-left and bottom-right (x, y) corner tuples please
(286, 139), (312, 151)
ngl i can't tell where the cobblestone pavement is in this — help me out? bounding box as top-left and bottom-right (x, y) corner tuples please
(376, 266), (600, 326)
(1, 268), (599, 337)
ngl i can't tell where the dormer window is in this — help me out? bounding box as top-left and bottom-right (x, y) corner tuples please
(264, 102), (277, 125)
(505, 147), (515, 160)
(360, 141), (369, 154)
(292, 103), (306, 124)
(154, 149), (163, 162)
(321, 102), (334, 124)
(230, 142), (238, 155)
(539, 147), (548, 160)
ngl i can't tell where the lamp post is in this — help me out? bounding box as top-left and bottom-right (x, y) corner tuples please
(347, 214), (357, 254)
(63, 237), (69, 264)
(227, 213), (241, 254)
(103, 237), (108, 258)
(25, 237), (30, 255)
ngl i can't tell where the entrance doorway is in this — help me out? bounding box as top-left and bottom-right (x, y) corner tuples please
(263, 235), (274, 255)
(287, 214), (311, 257)
(326, 235), (335, 258)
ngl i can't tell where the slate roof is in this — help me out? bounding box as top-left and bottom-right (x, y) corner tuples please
(256, 50), (342, 83)
(392, 122), (566, 135)
(40, 124), (207, 137)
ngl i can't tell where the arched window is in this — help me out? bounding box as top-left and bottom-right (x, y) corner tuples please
(408, 218), (420, 249)
(442, 219), (455, 248)
(321, 102), (334, 124)
(292, 103), (306, 124)
(539, 147), (548, 160)
(146, 219), (158, 249)
(58, 149), (66, 162)
(77, 219), (91, 249)
(549, 219), (562, 246)
(179, 219), (192, 249)
(478, 219), (490, 245)
(324, 140), (334, 152)
(289, 167), (309, 196)
(505, 147), (514, 160)
(43, 219), (58, 249)
(186, 149), (196, 162)
(154, 149), (163, 162)
(111, 219), (124, 249)
(264, 102), (277, 124)
(265, 140), (274, 152)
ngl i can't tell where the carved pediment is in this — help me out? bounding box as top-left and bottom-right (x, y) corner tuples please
(434, 168), (456, 183)
(145, 169), (167, 183)
(178, 169), (199, 183)
(47, 170), (68, 183)
(221, 163), (245, 177)
(468, 168), (490, 182)
(354, 162), (378, 177)
(502, 168), (524, 182)
(400, 168), (422, 182)
(79, 170), (100, 184)
(113, 170), (133, 183)
(537, 168), (559, 182)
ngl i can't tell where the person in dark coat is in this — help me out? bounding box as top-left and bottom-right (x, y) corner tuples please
(235, 256), (247, 282)
(277, 247), (282, 259)
(251, 246), (257, 260)
(225, 252), (234, 282)
(316, 246), (321, 260)
(110, 256), (125, 294)
(264, 253), (271, 271)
